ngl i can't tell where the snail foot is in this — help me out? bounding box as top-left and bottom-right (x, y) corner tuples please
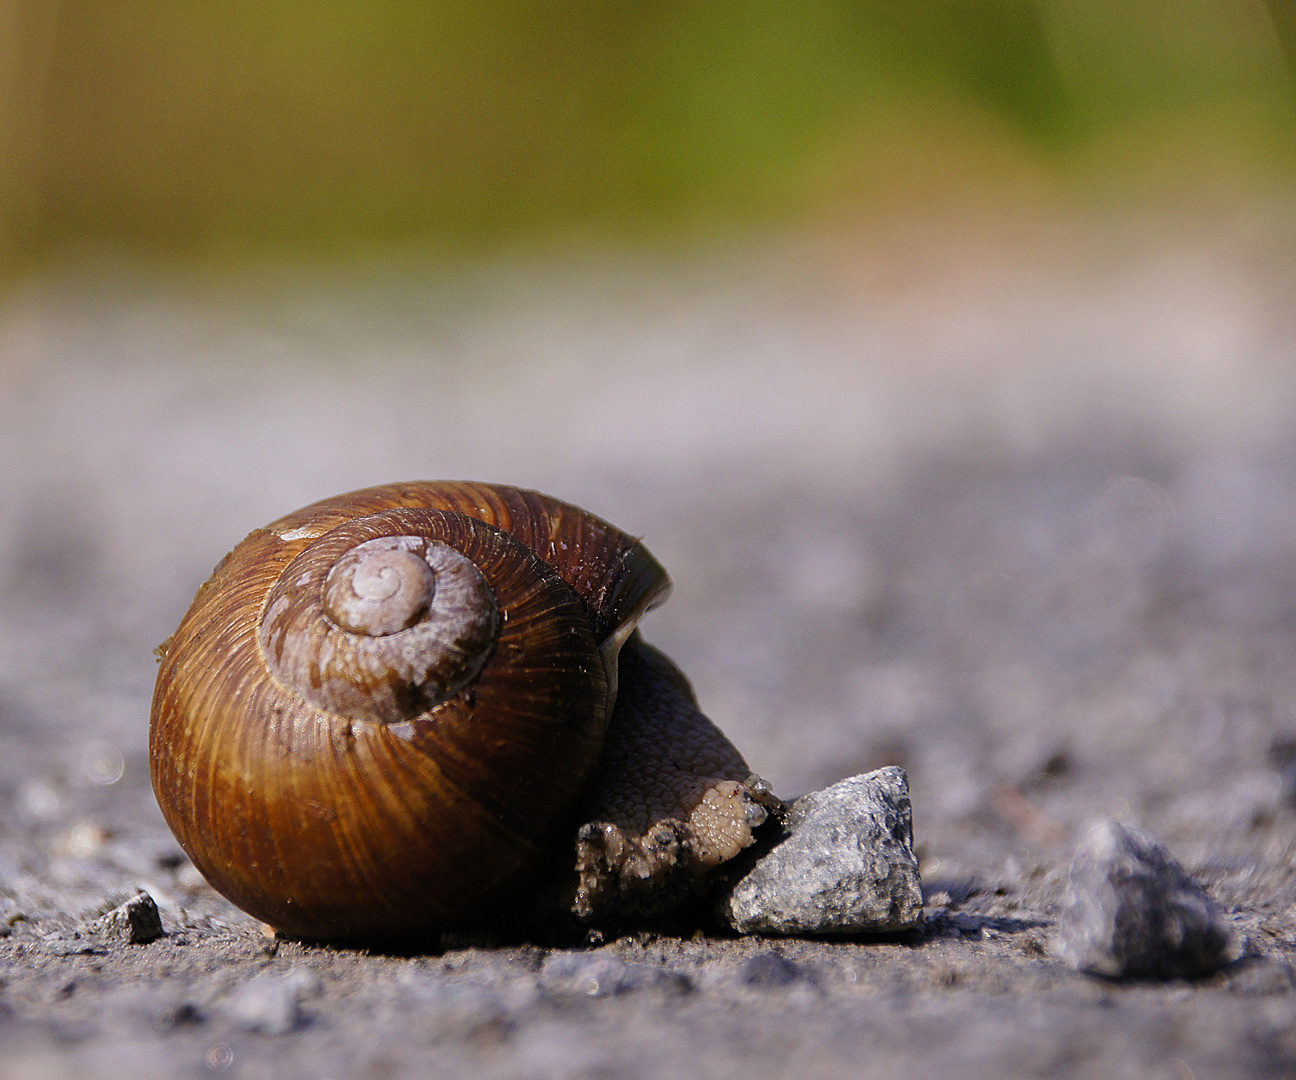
(570, 635), (782, 925)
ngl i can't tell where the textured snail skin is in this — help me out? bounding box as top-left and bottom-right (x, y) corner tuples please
(151, 481), (772, 943)
(573, 635), (775, 922)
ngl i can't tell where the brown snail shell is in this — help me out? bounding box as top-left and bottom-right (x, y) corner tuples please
(150, 481), (771, 942)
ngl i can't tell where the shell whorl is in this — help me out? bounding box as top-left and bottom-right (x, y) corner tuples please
(323, 538), (437, 636)
(259, 511), (501, 723)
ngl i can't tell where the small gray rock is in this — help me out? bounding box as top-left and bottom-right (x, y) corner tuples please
(88, 891), (164, 945)
(1055, 820), (1242, 980)
(718, 766), (923, 935)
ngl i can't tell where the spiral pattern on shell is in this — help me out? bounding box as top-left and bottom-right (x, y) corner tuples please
(260, 514), (503, 723)
(150, 482), (670, 942)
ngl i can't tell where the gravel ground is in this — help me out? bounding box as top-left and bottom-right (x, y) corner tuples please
(3, 209), (1296, 1078)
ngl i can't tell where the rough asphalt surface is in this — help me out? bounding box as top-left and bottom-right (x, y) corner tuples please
(3, 211), (1296, 1078)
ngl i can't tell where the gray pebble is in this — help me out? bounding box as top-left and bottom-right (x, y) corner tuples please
(718, 766), (924, 935)
(88, 891), (165, 945)
(1055, 820), (1242, 980)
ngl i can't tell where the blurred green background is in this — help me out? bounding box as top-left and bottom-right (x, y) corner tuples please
(1, 0), (1293, 276)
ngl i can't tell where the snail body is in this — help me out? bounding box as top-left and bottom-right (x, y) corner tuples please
(150, 482), (771, 942)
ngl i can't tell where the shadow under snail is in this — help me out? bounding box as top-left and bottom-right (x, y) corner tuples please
(150, 481), (779, 943)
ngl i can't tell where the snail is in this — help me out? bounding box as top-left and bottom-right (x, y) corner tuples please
(150, 481), (778, 943)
